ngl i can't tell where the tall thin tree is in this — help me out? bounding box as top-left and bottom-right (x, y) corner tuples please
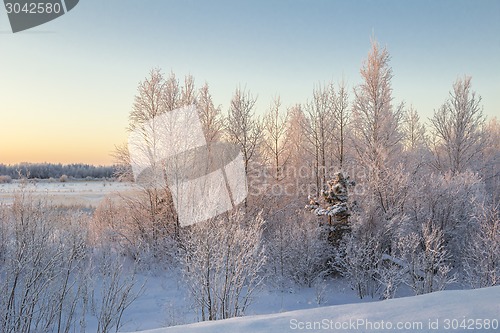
(352, 39), (403, 169)
(262, 96), (290, 180)
(429, 76), (485, 174)
(226, 87), (261, 176)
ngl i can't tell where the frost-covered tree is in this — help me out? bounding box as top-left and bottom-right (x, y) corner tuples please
(163, 71), (181, 112)
(282, 104), (313, 187)
(180, 74), (197, 107)
(351, 39), (403, 169)
(304, 83), (335, 191)
(226, 87), (261, 175)
(129, 68), (170, 130)
(348, 40), (407, 259)
(92, 197), (172, 263)
(266, 206), (333, 289)
(262, 96), (290, 180)
(332, 79), (350, 169)
(197, 82), (223, 145)
(480, 117), (500, 201)
(119, 69), (204, 247)
(377, 254), (406, 300)
(402, 106), (426, 152)
(306, 172), (354, 244)
(406, 171), (485, 266)
(429, 76), (486, 175)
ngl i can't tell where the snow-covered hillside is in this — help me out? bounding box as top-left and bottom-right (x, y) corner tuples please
(123, 286), (499, 333)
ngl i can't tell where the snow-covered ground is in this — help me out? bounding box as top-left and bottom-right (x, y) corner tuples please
(122, 286), (499, 333)
(110, 269), (498, 333)
(1, 181), (497, 333)
(0, 180), (135, 206)
(113, 273), (367, 332)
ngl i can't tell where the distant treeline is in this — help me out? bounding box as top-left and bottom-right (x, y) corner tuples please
(0, 163), (116, 180)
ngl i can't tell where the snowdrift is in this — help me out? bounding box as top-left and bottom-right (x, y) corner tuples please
(123, 286), (499, 333)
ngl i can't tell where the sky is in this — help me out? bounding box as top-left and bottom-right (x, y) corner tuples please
(0, 0), (499, 165)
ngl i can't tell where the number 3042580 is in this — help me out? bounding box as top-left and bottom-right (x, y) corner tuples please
(5, 2), (62, 14)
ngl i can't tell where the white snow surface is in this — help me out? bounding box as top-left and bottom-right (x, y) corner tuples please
(122, 286), (499, 333)
(0, 180), (136, 206)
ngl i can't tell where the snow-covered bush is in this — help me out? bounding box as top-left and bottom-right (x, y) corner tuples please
(90, 249), (144, 333)
(334, 230), (383, 299)
(0, 188), (144, 333)
(463, 200), (499, 288)
(0, 175), (12, 183)
(262, 192), (334, 290)
(376, 255), (406, 300)
(180, 210), (266, 321)
(92, 196), (178, 268)
(405, 171), (486, 267)
(396, 221), (456, 295)
(0, 190), (90, 333)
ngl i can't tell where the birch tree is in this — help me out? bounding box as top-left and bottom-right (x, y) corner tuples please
(402, 106), (426, 152)
(429, 76), (486, 174)
(128, 70), (180, 245)
(349, 40), (406, 243)
(352, 39), (403, 169)
(163, 71), (181, 112)
(180, 74), (197, 107)
(281, 104), (314, 190)
(262, 96), (290, 180)
(226, 87), (261, 175)
(304, 83), (335, 192)
(129, 68), (169, 131)
(197, 82), (223, 145)
(121, 69), (201, 249)
(332, 79), (350, 169)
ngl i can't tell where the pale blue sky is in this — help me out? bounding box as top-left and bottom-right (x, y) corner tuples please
(1, 0), (499, 164)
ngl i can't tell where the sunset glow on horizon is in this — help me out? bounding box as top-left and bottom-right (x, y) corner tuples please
(1, 0), (499, 165)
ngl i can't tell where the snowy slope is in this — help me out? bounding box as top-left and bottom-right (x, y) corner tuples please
(123, 286), (499, 333)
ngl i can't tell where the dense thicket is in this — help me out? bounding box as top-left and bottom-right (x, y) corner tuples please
(0, 189), (142, 333)
(0, 163), (115, 180)
(114, 40), (498, 304)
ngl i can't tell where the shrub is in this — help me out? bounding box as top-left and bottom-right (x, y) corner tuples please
(0, 175), (12, 183)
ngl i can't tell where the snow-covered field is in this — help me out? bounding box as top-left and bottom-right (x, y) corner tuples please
(0, 180), (135, 206)
(123, 286), (499, 333)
